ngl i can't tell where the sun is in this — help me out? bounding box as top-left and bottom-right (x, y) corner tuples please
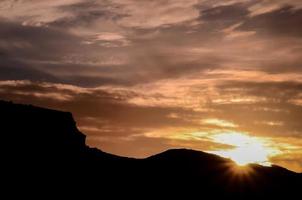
(208, 132), (279, 166)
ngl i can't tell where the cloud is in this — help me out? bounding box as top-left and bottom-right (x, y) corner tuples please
(202, 119), (238, 128)
(223, 23), (256, 39)
(0, 0), (202, 31)
(238, 6), (302, 37)
(1, 0), (302, 88)
(0, 80), (202, 130)
(111, 0), (201, 28)
(93, 32), (131, 47)
(0, 0), (84, 23)
(248, 0), (302, 16)
(0, 18), (91, 68)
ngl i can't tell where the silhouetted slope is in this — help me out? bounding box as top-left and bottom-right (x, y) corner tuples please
(1, 100), (301, 198)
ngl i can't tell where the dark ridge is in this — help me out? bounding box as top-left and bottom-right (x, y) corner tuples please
(1, 100), (301, 198)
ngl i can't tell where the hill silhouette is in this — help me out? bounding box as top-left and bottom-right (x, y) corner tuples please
(1, 100), (301, 198)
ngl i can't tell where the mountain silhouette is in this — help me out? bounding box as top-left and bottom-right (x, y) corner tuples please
(1, 100), (301, 198)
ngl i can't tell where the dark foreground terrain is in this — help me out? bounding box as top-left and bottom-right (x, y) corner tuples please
(1, 100), (301, 198)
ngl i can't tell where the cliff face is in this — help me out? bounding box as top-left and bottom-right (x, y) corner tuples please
(1, 100), (87, 162)
(1, 100), (301, 198)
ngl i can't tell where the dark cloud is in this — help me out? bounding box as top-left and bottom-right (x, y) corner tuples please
(201, 3), (249, 22)
(0, 65), (59, 83)
(0, 18), (136, 86)
(238, 6), (302, 37)
(218, 81), (302, 99)
(49, 1), (120, 28)
(0, 19), (83, 61)
(0, 16), (227, 87)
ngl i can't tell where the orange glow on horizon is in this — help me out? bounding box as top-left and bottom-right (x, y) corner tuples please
(208, 132), (280, 166)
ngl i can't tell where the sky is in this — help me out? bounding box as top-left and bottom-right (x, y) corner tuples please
(0, 0), (302, 172)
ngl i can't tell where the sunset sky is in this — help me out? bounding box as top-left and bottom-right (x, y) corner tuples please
(1, 0), (302, 172)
